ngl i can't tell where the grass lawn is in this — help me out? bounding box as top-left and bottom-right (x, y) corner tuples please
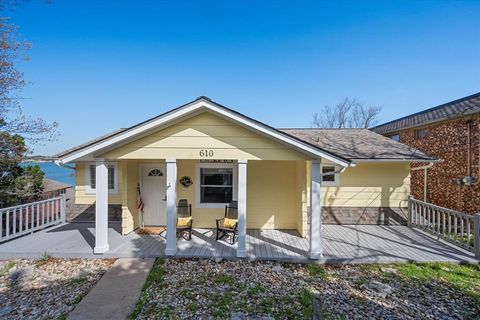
(130, 259), (480, 319)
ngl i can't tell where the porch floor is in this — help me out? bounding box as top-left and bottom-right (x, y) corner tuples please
(0, 222), (477, 263)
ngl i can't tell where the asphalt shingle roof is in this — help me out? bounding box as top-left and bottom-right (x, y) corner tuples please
(281, 128), (436, 161)
(371, 92), (480, 135)
(53, 97), (436, 162)
(43, 178), (72, 192)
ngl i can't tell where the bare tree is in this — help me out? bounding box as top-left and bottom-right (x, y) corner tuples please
(0, 8), (58, 144)
(311, 97), (382, 129)
(0, 1), (56, 207)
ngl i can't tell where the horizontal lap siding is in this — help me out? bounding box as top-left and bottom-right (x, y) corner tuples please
(176, 160), (224, 227)
(246, 161), (298, 229)
(322, 162), (410, 207)
(101, 112), (308, 161)
(75, 163), (123, 205)
(176, 160), (300, 229)
(301, 162), (411, 228)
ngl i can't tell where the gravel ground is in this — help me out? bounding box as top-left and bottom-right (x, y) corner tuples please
(132, 259), (480, 320)
(0, 258), (114, 319)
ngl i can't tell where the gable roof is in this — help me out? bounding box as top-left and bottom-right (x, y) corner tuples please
(281, 128), (437, 161)
(371, 92), (480, 135)
(55, 97), (352, 167)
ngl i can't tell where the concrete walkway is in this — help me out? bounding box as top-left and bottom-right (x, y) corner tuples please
(68, 258), (154, 320)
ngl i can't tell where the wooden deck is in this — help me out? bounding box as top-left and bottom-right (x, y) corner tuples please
(0, 222), (477, 263)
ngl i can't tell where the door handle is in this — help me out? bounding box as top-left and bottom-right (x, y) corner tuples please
(162, 196), (167, 201)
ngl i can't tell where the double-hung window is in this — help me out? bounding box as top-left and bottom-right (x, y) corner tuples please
(196, 163), (236, 208)
(85, 162), (118, 193)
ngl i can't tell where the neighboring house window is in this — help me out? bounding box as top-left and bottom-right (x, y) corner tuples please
(86, 162), (118, 193)
(196, 163), (236, 208)
(322, 165), (340, 186)
(390, 134), (400, 142)
(415, 128), (428, 139)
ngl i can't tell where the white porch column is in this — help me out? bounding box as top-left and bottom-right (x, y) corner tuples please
(165, 158), (177, 256)
(309, 159), (322, 259)
(94, 158), (109, 254)
(237, 159), (248, 258)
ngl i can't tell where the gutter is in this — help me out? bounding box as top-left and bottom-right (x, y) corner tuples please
(54, 159), (76, 171)
(352, 158), (440, 163)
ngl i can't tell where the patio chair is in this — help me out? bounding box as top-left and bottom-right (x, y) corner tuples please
(176, 199), (193, 240)
(216, 201), (238, 244)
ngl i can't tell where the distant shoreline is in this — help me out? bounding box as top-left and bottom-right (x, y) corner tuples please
(23, 160), (53, 163)
(23, 156), (55, 163)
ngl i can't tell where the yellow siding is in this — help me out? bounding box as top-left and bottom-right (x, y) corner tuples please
(101, 112), (308, 161)
(175, 160), (299, 229)
(75, 163), (123, 205)
(246, 161), (299, 229)
(73, 110), (411, 235)
(299, 162), (410, 235)
(75, 159), (410, 234)
(295, 160), (308, 237)
(321, 162), (410, 208)
(121, 160), (140, 234)
(301, 162), (410, 209)
(176, 159), (221, 227)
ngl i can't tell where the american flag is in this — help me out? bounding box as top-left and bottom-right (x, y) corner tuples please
(137, 185), (144, 212)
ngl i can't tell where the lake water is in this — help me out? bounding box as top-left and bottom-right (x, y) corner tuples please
(21, 162), (76, 186)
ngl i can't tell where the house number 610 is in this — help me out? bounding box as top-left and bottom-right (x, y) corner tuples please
(199, 149), (214, 157)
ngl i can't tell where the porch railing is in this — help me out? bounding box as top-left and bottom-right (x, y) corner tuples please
(408, 196), (480, 258)
(0, 195), (66, 243)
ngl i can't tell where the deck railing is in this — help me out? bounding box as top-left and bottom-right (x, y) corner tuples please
(408, 196), (480, 258)
(0, 195), (66, 243)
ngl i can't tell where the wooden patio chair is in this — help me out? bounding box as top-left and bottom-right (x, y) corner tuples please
(176, 199), (193, 240)
(216, 201), (238, 244)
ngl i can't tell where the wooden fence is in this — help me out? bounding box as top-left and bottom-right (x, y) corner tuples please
(0, 195), (66, 243)
(408, 196), (480, 258)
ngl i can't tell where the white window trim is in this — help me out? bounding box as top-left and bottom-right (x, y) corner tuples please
(195, 162), (237, 209)
(85, 162), (119, 194)
(321, 165), (340, 187)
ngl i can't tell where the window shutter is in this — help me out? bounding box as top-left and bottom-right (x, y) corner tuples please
(89, 165), (96, 189)
(108, 166), (115, 190)
(89, 164), (115, 190)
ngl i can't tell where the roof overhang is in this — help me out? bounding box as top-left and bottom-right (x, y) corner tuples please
(56, 98), (352, 167)
(372, 109), (480, 135)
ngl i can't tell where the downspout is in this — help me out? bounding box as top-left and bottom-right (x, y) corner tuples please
(411, 162), (435, 202)
(467, 120), (472, 178)
(321, 166), (349, 177)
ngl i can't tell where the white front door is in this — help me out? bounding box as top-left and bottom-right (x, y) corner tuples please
(141, 164), (166, 226)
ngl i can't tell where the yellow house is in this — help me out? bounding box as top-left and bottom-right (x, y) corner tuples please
(54, 97), (436, 259)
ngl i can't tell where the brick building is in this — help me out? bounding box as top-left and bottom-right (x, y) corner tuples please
(372, 92), (480, 213)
